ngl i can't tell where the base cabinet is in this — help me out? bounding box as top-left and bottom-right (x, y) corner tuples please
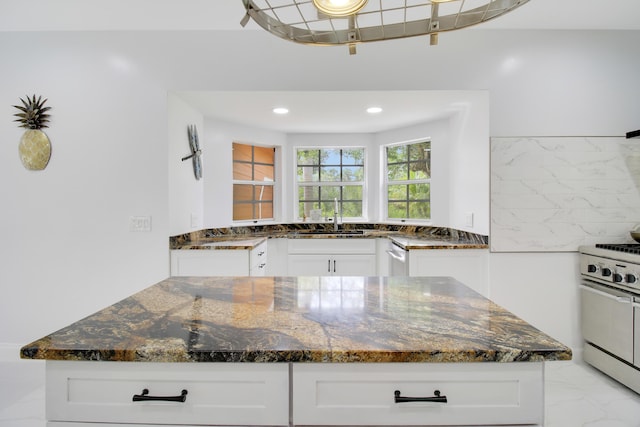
(293, 363), (543, 426)
(46, 361), (544, 427)
(46, 361), (288, 426)
(170, 241), (267, 277)
(287, 239), (377, 276)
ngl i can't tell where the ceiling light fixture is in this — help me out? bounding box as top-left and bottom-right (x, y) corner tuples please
(241, 0), (530, 55)
(366, 107), (382, 114)
(312, 0), (368, 17)
(273, 107), (289, 115)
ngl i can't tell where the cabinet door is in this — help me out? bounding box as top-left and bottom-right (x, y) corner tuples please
(250, 241), (268, 276)
(409, 250), (488, 296)
(289, 254), (376, 276)
(333, 254), (376, 276)
(288, 254), (335, 276)
(170, 250), (249, 276)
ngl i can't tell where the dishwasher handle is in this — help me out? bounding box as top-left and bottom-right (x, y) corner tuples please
(386, 250), (405, 262)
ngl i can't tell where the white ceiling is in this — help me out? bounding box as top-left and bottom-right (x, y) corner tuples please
(4, 0), (638, 134)
(176, 91), (483, 134)
(1, 0), (640, 31)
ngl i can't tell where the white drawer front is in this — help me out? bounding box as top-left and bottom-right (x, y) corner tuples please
(287, 238), (376, 254)
(47, 361), (289, 426)
(293, 363), (543, 426)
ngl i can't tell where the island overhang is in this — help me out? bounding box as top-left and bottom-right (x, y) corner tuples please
(21, 276), (572, 363)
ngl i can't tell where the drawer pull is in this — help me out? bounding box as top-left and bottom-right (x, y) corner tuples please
(132, 388), (188, 403)
(394, 389), (447, 404)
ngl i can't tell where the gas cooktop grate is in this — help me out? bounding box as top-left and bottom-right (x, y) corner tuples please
(595, 243), (640, 254)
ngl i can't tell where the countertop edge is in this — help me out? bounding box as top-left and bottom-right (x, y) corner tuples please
(20, 348), (572, 363)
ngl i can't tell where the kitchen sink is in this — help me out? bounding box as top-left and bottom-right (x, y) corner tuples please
(290, 229), (365, 236)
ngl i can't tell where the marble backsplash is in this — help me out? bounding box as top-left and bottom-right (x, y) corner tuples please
(491, 136), (640, 252)
(170, 223), (489, 249)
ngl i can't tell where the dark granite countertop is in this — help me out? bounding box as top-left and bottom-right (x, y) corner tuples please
(170, 224), (489, 250)
(21, 276), (571, 363)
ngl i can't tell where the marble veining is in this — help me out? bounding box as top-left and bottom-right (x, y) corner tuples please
(21, 276), (571, 363)
(491, 137), (640, 252)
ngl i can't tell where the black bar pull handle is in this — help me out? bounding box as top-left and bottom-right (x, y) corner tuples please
(394, 389), (447, 404)
(132, 388), (188, 402)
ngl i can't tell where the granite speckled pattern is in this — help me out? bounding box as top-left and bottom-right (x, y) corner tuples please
(178, 237), (268, 250)
(21, 276), (571, 363)
(170, 223), (488, 250)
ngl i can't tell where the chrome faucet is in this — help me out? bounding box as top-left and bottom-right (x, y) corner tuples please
(333, 210), (339, 231)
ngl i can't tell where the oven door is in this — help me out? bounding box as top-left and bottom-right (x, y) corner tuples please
(580, 281), (634, 364)
(635, 296), (640, 368)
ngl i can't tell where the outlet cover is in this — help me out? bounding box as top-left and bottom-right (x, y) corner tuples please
(130, 216), (152, 232)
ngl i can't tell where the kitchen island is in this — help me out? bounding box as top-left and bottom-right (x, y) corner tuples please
(21, 276), (571, 426)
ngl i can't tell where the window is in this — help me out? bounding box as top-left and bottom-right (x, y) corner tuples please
(233, 142), (275, 221)
(296, 148), (365, 220)
(385, 140), (431, 221)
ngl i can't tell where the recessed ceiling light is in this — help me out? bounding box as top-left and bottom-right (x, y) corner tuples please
(367, 107), (383, 114)
(312, 0), (368, 17)
(273, 107), (289, 115)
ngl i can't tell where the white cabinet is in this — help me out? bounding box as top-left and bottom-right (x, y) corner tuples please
(46, 360), (545, 427)
(293, 363), (543, 426)
(46, 361), (289, 426)
(170, 240), (267, 276)
(409, 249), (489, 296)
(265, 237), (288, 276)
(287, 239), (377, 276)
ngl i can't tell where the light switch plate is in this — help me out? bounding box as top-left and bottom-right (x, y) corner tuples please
(465, 212), (474, 228)
(191, 213), (200, 228)
(129, 216), (152, 232)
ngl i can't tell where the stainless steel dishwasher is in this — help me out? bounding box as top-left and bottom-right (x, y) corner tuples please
(387, 241), (408, 276)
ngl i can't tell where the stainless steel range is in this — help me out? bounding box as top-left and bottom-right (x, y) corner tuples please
(579, 244), (640, 394)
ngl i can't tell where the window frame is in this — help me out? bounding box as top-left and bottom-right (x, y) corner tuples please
(232, 142), (276, 224)
(294, 146), (367, 222)
(383, 138), (432, 223)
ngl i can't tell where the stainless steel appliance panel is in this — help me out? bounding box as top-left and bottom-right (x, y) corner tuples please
(635, 296), (640, 369)
(580, 282), (634, 364)
(387, 242), (408, 276)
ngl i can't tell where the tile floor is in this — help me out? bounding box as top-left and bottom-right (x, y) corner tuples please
(1, 359), (639, 427)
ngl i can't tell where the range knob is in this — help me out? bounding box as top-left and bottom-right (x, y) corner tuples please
(626, 274), (638, 284)
(601, 267), (612, 277)
(587, 264), (599, 273)
(613, 273), (624, 283)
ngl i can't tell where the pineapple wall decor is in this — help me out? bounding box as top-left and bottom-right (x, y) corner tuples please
(13, 94), (52, 170)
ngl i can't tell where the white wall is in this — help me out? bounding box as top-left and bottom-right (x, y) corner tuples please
(375, 119), (452, 226)
(202, 117), (287, 228)
(168, 94), (204, 235)
(2, 29), (640, 358)
(0, 32), (171, 352)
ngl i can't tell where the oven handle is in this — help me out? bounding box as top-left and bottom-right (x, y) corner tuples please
(579, 284), (632, 304)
